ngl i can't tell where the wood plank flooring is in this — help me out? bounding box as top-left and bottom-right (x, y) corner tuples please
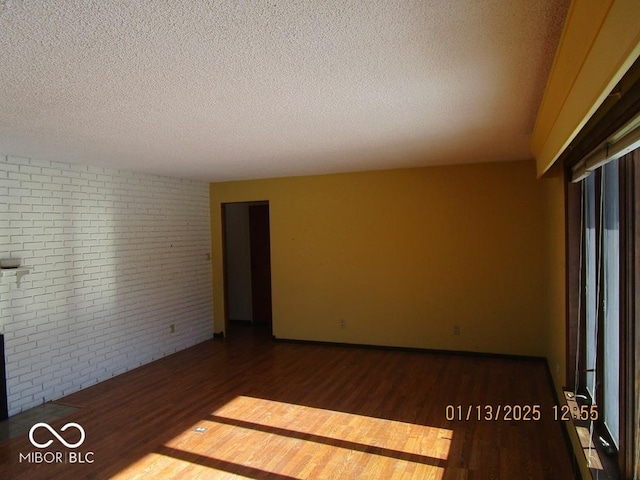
(0, 326), (577, 479)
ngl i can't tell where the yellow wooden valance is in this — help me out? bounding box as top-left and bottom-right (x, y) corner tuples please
(531, 0), (640, 177)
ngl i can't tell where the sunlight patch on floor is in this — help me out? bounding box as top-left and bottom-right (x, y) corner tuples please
(129, 395), (453, 479)
(214, 395), (452, 460)
(112, 452), (196, 480)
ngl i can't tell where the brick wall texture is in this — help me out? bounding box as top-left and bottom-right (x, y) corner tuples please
(0, 155), (213, 416)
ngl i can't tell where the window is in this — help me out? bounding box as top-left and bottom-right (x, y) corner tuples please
(560, 57), (639, 479)
(601, 159), (620, 448)
(567, 148), (639, 479)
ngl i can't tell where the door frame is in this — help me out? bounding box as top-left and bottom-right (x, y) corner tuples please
(220, 200), (272, 335)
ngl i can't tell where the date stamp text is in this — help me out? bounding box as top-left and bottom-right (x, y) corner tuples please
(445, 404), (599, 421)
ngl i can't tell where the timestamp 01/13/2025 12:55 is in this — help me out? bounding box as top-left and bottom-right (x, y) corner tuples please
(444, 403), (599, 422)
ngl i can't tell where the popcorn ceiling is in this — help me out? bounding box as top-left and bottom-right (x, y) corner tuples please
(0, 0), (568, 181)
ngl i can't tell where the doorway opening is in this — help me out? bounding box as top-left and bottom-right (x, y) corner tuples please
(221, 201), (273, 338)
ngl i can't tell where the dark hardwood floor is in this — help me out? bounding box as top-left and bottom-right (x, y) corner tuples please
(0, 326), (577, 479)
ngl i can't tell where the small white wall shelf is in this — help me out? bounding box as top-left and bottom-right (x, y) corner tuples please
(0, 268), (30, 288)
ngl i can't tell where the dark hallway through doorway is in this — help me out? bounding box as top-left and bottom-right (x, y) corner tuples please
(222, 201), (272, 337)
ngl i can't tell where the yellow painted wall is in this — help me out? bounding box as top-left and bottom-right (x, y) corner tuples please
(541, 164), (567, 386)
(210, 160), (555, 357)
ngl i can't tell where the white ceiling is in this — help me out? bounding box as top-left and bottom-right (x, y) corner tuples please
(0, 1), (568, 182)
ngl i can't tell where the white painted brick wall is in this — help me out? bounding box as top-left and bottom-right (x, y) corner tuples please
(0, 155), (213, 416)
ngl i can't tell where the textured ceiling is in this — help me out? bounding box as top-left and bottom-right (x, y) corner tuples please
(0, 1), (568, 181)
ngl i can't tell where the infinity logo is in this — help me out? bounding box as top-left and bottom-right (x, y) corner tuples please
(29, 422), (86, 449)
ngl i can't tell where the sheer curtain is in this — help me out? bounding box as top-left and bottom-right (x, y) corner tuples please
(602, 160), (620, 447)
(584, 173), (597, 400)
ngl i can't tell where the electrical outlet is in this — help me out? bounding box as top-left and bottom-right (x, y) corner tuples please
(340, 319), (346, 329)
(170, 324), (175, 333)
(453, 325), (460, 335)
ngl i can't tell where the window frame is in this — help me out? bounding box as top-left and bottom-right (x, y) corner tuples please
(562, 60), (640, 478)
(565, 150), (638, 479)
